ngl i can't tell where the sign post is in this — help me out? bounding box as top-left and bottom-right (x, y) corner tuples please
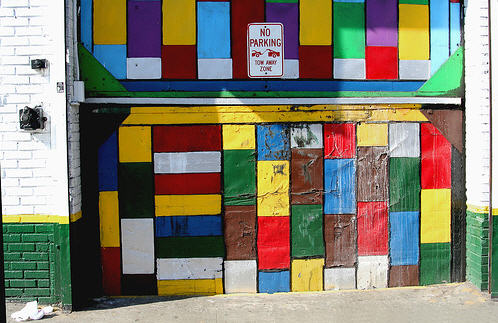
(247, 23), (284, 78)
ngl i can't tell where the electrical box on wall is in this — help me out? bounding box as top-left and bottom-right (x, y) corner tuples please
(19, 106), (47, 130)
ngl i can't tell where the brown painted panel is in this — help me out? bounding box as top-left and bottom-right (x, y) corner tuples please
(357, 146), (389, 202)
(421, 109), (463, 153)
(389, 265), (420, 287)
(224, 205), (257, 260)
(291, 148), (323, 205)
(324, 214), (357, 268)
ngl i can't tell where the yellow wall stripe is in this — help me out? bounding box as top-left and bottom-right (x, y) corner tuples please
(3, 215), (70, 224)
(155, 195), (222, 216)
(467, 204), (498, 216)
(157, 278), (223, 296)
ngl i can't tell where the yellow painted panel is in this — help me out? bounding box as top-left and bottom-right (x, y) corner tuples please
(157, 278), (223, 296)
(99, 191), (120, 247)
(3, 215), (69, 224)
(357, 123), (388, 146)
(70, 211), (83, 223)
(94, 0), (127, 45)
(163, 0), (196, 45)
(421, 189), (451, 243)
(291, 258), (324, 292)
(257, 161), (289, 217)
(155, 195), (222, 216)
(300, 0), (332, 45)
(222, 125), (255, 150)
(399, 4), (429, 60)
(119, 126), (151, 162)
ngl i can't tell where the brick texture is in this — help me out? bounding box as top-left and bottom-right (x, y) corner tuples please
(466, 211), (489, 291)
(2, 223), (56, 301)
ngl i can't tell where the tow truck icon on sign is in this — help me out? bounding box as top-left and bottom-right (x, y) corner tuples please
(251, 49), (280, 58)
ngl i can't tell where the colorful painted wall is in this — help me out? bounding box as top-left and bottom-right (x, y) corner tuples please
(91, 105), (464, 296)
(78, 0), (463, 98)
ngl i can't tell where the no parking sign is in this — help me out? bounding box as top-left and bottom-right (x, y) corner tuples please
(247, 23), (284, 78)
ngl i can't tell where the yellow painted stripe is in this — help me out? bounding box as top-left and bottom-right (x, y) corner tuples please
(291, 258), (324, 292)
(163, 0), (196, 45)
(222, 125), (255, 150)
(2, 215), (69, 224)
(399, 4), (429, 60)
(155, 195), (222, 216)
(300, 0), (332, 45)
(119, 126), (151, 162)
(357, 123), (388, 146)
(157, 278), (223, 296)
(93, 0), (127, 45)
(466, 204), (498, 216)
(257, 161), (290, 217)
(70, 211), (82, 223)
(123, 109), (427, 125)
(99, 191), (120, 247)
(421, 189), (451, 243)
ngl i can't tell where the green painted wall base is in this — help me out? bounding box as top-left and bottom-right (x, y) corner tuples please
(2, 223), (72, 307)
(466, 211), (489, 291)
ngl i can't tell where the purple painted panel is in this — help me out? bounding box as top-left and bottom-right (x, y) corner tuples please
(266, 3), (298, 59)
(128, 1), (162, 58)
(366, 0), (397, 47)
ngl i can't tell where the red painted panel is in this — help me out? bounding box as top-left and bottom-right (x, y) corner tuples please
(155, 173), (221, 195)
(101, 247), (121, 295)
(366, 46), (398, 80)
(299, 46), (332, 79)
(153, 125), (221, 152)
(257, 216), (290, 270)
(357, 201), (388, 256)
(421, 123), (452, 189)
(232, 0), (265, 79)
(161, 45), (196, 79)
(324, 123), (356, 159)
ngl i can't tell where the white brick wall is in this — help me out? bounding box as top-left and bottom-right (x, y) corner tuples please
(465, 0), (492, 208)
(0, 0), (78, 218)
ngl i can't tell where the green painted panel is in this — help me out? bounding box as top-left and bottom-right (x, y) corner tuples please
(291, 205), (324, 258)
(417, 46), (463, 97)
(399, 0), (428, 4)
(78, 43), (127, 93)
(420, 242), (451, 285)
(118, 163), (154, 218)
(224, 150), (256, 206)
(389, 157), (420, 212)
(491, 215), (498, 295)
(54, 223), (72, 308)
(155, 236), (225, 258)
(333, 2), (365, 59)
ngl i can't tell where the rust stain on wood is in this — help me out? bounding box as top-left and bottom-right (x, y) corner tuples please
(357, 146), (389, 202)
(324, 214), (357, 268)
(291, 148), (323, 205)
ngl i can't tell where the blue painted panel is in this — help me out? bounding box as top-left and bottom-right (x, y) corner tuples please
(81, 0), (93, 52)
(450, 3), (461, 55)
(120, 80), (425, 92)
(257, 124), (290, 161)
(197, 2), (231, 59)
(98, 131), (118, 191)
(389, 211), (420, 266)
(155, 215), (223, 237)
(258, 271), (290, 293)
(430, 0), (450, 75)
(93, 45), (127, 79)
(324, 159), (356, 214)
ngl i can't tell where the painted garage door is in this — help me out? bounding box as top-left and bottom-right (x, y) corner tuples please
(94, 105), (463, 296)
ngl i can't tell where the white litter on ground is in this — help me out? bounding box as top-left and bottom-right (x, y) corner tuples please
(10, 301), (53, 322)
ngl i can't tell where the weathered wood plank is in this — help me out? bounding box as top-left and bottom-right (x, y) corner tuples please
(258, 271), (290, 293)
(389, 123), (420, 157)
(257, 216), (290, 270)
(324, 214), (357, 268)
(155, 194), (221, 216)
(357, 201), (389, 256)
(290, 124), (323, 149)
(324, 123), (356, 159)
(257, 161), (290, 217)
(291, 148), (323, 205)
(421, 123), (451, 189)
(291, 204), (324, 257)
(153, 125), (221, 152)
(224, 150), (256, 206)
(389, 265), (419, 287)
(156, 257), (223, 280)
(324, 267), (356, 290)
(121, 218), (155, 274)
(324, 159), (356, 214)
(224, 260), (257, 293)
(389, 211), (420, 265)
(357, 146), (388, 201)
(224, 205), (257, 260)
(291, 258), (324, 292)
(154, 152), (221, 174)
(357, 255), (389, 289)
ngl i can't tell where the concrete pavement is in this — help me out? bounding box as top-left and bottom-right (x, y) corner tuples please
(6, 282), (498, 322)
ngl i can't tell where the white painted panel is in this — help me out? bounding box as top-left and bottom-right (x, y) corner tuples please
(399, 60), (430, 80)
(157, 257), (223, 280)
(121, 219), (155, 274)
(283, 59), (299, 79)
(127, 58), (162, 79)
(291, 124), (323, 148)
(198, 59), (233, 79)
(333, 59), (366, 80)
(389, 123), (420, 157)
(324, 267), (356, 290)
(356, 256), (388, 290)
(154, 151), (221, 174)
(224, 260), (257, 293)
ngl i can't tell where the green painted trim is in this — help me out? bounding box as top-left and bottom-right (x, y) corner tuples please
(55, 224), (72, 308)
(416, 47), (464, 97)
